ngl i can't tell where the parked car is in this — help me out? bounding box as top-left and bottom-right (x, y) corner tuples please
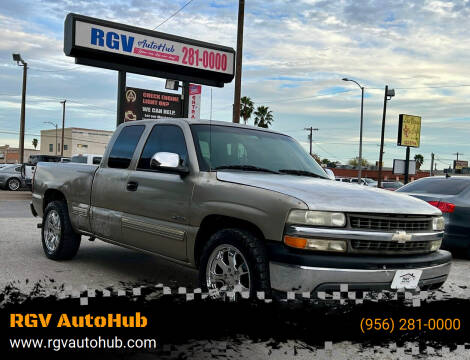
(28, 155), (61, 166)
(396, 176), (470, 255)
(0, 164), (25, 191)
(381, 181), (404, 191)
(350, 177), (377, 187)
(70, 154), (102, 165)
(31, 119), (450, 295)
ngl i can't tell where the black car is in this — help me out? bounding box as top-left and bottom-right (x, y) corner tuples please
(397, 176), (470, 256)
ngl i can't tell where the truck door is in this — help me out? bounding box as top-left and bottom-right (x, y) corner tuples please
(90, 125), (145, 242)
(120, 124), (193, 261)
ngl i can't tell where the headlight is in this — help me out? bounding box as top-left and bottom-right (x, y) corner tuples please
(430, 239), (442, 251)
(287, 210), (346, 227)
(284, 235), (347, 252)
(432, 216), (445, 231)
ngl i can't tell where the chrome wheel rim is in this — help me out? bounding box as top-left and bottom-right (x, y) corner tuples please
(8, 178), (20, 191)
(44, 210), (61, 253)
(206, 244), (250, 293)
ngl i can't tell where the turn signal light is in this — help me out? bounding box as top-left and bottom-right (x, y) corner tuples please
(284, 236), (307, 249)
(428, 201), (455, 213)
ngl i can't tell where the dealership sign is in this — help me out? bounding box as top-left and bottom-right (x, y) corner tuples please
(397, 114), (421, 148)
(454, 160), (468, 170)
(123, 87), (181, 122)
(64, 14), (235, 87)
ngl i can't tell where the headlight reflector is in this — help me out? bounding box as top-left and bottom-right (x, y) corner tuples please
(287, 210), (346, 227)
(284, 235), (347, 253)
(430, 239), (442, 251)
(432, 216), (445, 231)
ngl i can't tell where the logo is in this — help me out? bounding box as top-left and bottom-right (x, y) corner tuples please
(399, 273), (416, 284)
(90, 28), (134, 53)
(124, 111), (137, 122)
(125, 89), (136, 103)
(392, 231), (412, 243)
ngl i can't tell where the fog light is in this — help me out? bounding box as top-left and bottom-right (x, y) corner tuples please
(430, 239), (442, 251)
(284, 236), (347, 253)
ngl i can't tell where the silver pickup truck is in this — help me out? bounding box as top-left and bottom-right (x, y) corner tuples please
(31, 119), (451, 295)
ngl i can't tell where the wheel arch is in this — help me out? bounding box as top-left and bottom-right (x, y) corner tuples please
(194, 215), (266, 268)
(43, 189), (67, 211)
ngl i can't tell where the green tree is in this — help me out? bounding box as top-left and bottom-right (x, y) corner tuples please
(414, 154), (424, 170)
(321, 158), (330, 165)
(240, 96), (254, 125)
(32, 138), (38, 149)
(348, 157), (369, 167)
(253, 106), (273, 128)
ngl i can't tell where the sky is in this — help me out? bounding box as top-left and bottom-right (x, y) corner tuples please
(1, 0), (470, 169)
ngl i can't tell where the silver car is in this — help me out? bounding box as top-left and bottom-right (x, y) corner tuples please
(0, 164), (24, 191)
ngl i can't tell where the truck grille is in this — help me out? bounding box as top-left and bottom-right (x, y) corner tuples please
(351, 240), (430, 253)
(349, 214), (432, 232)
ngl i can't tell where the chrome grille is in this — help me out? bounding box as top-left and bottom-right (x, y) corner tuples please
(351, 240), (430, 253)
(349, 214), (432, 232)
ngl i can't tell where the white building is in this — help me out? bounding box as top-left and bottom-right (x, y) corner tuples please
(40, 127), (113, 157)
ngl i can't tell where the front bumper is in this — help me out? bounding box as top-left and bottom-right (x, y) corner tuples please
(267, 241), (452, 292)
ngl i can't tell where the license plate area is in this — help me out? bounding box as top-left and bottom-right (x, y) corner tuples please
(391, 269), (422, 289)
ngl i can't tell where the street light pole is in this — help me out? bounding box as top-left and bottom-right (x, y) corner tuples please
(377, 85), (395, 188)
(60, 100), (66, 157)
(342, 78), (364, 183)
(12, 54), (27, 164)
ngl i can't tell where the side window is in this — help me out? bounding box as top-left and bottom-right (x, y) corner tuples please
(138, 125), (188, 170)
(108, 125), (145, 169)
(15, 166), (21, 172)
(93, 157), (102, 165)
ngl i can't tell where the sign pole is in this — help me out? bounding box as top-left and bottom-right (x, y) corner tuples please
(232, 0), (245, 123)
(182, 82), (190, 118)
(117, 71), (126, 126)
(404, 146), (410, 184)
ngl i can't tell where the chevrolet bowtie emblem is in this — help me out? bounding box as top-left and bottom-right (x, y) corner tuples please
(392, 231), (412, 243)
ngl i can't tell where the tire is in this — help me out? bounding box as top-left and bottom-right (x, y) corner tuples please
(41, 200), (81, 260)
(199, 228), (270, 298)
(7, 177), (21, 191)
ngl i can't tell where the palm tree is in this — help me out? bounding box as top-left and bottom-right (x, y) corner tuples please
(414, 154), (424, 170)
(32, 138), (38, 149)
(253, 106), (273, 128)
(240, 96), (254, 124)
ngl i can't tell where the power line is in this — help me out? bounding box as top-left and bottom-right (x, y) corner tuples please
(152, 0), (196, 30)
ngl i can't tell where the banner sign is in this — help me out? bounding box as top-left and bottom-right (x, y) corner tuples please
(189, 84), (202, 120)
(393, 159), (417, 175)
(454, 160), (468, 170)
(397, 114), (421, 148)
(123, 87), (181, 122)
(64, 14), (235, 87)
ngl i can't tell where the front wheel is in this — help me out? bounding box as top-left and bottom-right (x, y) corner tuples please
(7, 177), (21, 191)
(42, 200), (81, 260)
(199, 228), (270, 298)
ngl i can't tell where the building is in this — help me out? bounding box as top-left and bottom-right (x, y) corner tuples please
(328, 166), (429, 182)
(40, 127), (113, 157)
(0, 145), (40, 164)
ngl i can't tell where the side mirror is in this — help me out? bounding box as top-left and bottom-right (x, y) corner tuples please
(150, 152), (189, 176)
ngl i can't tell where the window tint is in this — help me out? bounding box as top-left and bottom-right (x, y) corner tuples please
(71, 156), (87, 163)
(15, 166), (21, 172)
(108, 125), (145, 169)
(397, 178), (470, 195)
(93, 157), (102, 165)
(138, 125), (188, 170)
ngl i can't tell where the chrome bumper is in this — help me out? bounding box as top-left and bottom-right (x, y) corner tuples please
(269, 260), (451, 292)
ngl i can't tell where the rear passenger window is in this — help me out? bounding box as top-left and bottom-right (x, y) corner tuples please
(93, 157), (102, 165)
(108, 125), (145, 169)
(138, 125), (188, 170)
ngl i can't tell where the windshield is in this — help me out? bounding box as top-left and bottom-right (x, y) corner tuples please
(191, 125), (328, 178)
(397, 177), (470, 195)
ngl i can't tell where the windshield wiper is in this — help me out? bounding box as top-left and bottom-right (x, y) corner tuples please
(278, 169), (325, 178)
(214, 165), (280, 174)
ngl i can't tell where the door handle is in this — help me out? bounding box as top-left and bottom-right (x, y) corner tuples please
(126, 181), (138, 191)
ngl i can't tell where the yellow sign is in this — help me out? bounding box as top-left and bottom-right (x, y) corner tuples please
(398, 114), (421, 148)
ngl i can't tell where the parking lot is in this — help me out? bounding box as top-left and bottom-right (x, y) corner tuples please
(1, 190), (469, 297)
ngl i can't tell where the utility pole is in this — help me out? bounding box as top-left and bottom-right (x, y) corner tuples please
(304, 126), (319, 155)
(453, 152), (463, 161)
(12, 54), (27, 164)
(232, 0), (245, 123)
(60, 100), (66, 157)
(377, 85), (395, 188)
(430, 153), (434, 176)
(116, 71), (126, 126)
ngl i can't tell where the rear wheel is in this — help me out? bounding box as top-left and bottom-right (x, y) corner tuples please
(7, 177), (21, 191)
(199, 228), (270, 298)
(42, 200), (81, 260)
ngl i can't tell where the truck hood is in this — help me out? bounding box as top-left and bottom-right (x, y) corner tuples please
(216, 171), (441, 215)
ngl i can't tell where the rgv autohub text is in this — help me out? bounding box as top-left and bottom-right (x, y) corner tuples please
(10, 312), (148, 328)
